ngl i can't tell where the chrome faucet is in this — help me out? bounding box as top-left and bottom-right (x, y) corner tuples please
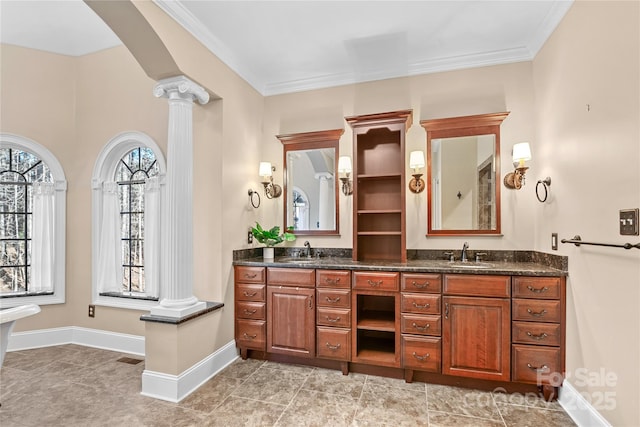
(461, 242), (469, 262)
(304, 241), (311, 258)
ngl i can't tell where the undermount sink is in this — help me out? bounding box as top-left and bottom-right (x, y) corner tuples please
(448, 262), (494, 269)
(276, 257), (317, 264)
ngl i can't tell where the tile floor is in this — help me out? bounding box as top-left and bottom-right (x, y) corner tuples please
(0, 345), (577, 426)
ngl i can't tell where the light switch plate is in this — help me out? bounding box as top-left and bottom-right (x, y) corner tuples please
(551, 233), (558, 250)
(620, 209), (639, 236)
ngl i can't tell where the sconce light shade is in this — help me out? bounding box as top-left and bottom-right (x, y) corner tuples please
(408, 150), (426, 194)
(338, 156), (352, 174)
(504, 143), (532, 190)
(337, 156), (353, 196)
(259, 161), (273, 177)
(259, 161), (282, 198)
(409, 151), (425, 169)
(512, 142), (532, 166)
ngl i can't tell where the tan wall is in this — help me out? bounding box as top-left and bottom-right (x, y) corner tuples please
(532, 1), (640, 425)
(262, 62), (538, 251)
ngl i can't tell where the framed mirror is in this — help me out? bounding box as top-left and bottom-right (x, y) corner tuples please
(277, 129), (344, 235)
(420, 112), (509, 236)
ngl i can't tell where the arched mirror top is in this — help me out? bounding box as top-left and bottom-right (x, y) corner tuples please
(420, 112), (509, 236)
(278, 129), (344, 236)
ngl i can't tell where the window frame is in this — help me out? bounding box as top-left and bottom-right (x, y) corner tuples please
(0, 133), (67, 308)
(92, 132), (165, 311)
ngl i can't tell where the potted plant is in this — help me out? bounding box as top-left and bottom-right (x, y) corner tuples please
(251, 222), (296, 260)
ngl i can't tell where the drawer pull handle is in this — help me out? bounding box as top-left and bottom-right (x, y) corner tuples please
(527, 308), (547, 317)
(411, 280), (430, 289)
(326, 316), (341, 323)
(325, 277), (341, 285)
(244, 273), (258, 279)
(325, 296), (341, 303)
(527, 363), (549, 372)
(412, 302), (430, 309)
(412, 322), (430, 331)
(243, 291), (258, 297)
(412, 352), (430, 361)
(526, 331), (548, 340)
(367, 279), (383, 287)
(445, 302), (449, 319)
(242, 333), (257, 340)
(243, 309), (257, 315)
(326, 342), (341, 351)
(527, 285), (549, 293)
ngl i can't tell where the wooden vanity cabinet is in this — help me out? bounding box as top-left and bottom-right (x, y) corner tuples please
(401, 273), (442, 376)
(234, 266), (267, 358)
(352, 271), (401, 367)
(442, 275), (511, 381)
(266, 268), (315, 358)
(316, 269), (352, 367)
(511, 276), (565, 398)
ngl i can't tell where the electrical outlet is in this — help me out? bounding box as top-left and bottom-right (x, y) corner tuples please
(551, 233), (558, 250)
(247, 229), (253, 244)
(620, 209), (639, 236)
(88, 304), (95, 318)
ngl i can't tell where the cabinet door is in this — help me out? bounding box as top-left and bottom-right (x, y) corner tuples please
(267, 286), (315, 357)
(442, 296), (510, 381)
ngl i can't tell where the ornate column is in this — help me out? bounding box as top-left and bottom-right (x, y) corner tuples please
(150, 76), (209, 317)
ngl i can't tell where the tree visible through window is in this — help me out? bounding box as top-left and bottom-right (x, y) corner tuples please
(116, 147), (158, 294)
(0, 148), (53, 295)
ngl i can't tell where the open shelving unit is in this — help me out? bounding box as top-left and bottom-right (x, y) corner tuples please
(345, 110), (412, 263)
(353, 292), (400, 367)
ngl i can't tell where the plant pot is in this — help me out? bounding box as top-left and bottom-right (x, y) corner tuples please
(263, 247), (274, 260)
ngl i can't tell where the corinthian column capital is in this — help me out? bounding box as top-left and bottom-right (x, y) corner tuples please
(153, 75), (210, 105)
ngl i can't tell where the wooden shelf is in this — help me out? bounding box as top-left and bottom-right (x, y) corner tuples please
(357, 173), (402, 180)
(356, 231), (402, 236)
(357, 209), (402, 214)
(357, 312), (396, 331)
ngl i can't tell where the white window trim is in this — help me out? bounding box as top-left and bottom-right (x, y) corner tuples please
(92, 131), (166, 311)
(0, 133), (67, 308)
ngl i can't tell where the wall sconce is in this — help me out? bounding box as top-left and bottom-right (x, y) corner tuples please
(337, 156), (353, 196)
(503, 142), (531, 190)
(408, 150), (425, 193)
(259, 161), (282, 199)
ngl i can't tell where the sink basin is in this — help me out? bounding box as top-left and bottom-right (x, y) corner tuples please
(448, 262), (494, 269)
(276, 257), (317, 264)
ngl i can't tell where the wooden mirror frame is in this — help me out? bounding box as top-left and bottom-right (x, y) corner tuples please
(277, 129), (344, 236)
(420, 112), (509, 236)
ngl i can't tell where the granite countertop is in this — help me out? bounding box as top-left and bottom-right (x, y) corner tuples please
(233, 256), (567, 277)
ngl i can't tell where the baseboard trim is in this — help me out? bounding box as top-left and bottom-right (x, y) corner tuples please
(559, 380), (612, 427)
(141, 340), (238, 402)
(7, 326), (145, 356)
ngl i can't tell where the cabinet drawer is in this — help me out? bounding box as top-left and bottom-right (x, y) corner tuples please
(512, 299), (561, 323)
(236, 283), (266, 302)
(317, 270), (351, 288)
(512, 321), (561, 346)
(235, 266), (265, 284)
(402, 335), (441, 372)
(401, 314), (441, 336)
(267, 267), (315, 287)
(317, 307), (351, 328)
(401, 273), (442, 293)
(236, 319), (266, 350)
(317, 289), (351, 308)
(443, 275), (511, 297)
(512, 277), (561, 300)
(512, 344), (561, 385)
(236, 301), (266, 320)
(401, 293), (441, 314)
(317, 327), (351, 360)
(353, 271), (399, 291)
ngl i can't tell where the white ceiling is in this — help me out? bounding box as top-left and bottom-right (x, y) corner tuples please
(0, 0), (573, 96)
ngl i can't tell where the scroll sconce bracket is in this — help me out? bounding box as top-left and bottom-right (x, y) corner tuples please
(503, 166), (529, 190)
(409, 173), (425, 194)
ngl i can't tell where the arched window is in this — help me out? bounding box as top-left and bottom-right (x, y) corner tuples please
(92, 132), (165, 310)
(0, 133), (67, 307)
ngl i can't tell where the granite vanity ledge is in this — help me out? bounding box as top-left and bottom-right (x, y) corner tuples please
(233, 248), (568, 277)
